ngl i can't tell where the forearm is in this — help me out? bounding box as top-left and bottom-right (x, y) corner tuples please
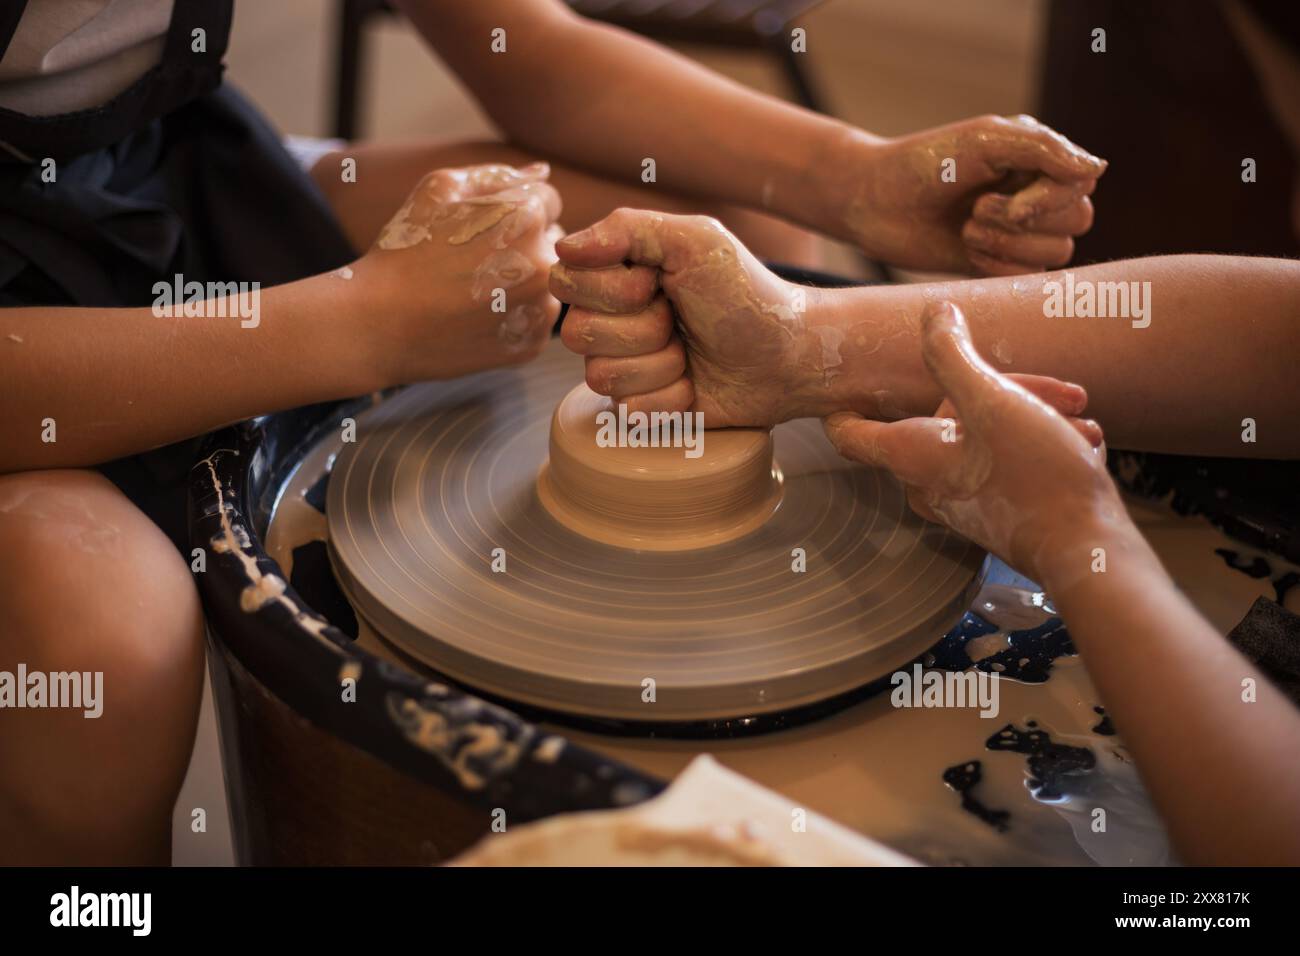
(402, 0), (854, 229)
(0, 272), (375, 472)
(1039, 520), (1300, 865)
(793, 255), (1300, 455)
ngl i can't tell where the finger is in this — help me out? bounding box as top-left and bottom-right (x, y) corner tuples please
(1004, 374), (1088, 417)
(555, 208), (728, 271)
(1070, 417), (1104, 448)
(919, 301), (1004, 414)
(972, 187), (1095, 235)
(517, 181), (564, 226)
(585, 336), (687, 399)
(431, 162), (551, 203)
(905, 485), (943, 525)
(561, 298), (674, 356)
(825, 412), (963, 487)
(499, 295), (561, 355)
(973, 114), (1107, 182)
(891, 418), (970, 487)
(447, 187), (562, 257)
(1004, 176), (1094, 222)
(962, 221), (1074, 269)
(617, 377), (695, 418)
(934, 385), (1079, 428)
(479, 181), (563, 233)
(965, 249), (1041, 277)
(550, 261), (660, 314)
(1016, 197), (1093, 236)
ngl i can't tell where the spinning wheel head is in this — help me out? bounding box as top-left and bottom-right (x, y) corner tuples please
(327, 343), (984, 727)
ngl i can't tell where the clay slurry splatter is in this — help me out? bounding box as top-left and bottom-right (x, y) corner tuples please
(1091, 706), (1116, 736)
(942, 760), (1010, 832)
(946, 721), (1097, 830)
(928, 611), (1077, 684)
(986, 721), (1096, 801)
(1215, 547), (1300, 606)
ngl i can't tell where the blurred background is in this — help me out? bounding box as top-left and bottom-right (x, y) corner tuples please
(228, 0), (1042, 142)
(223, 0), (1046, 277)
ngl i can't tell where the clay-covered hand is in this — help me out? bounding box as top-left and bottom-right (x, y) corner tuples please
(823, 301), (1124, 582)
(825, 115), (1105, 276)
(551, 209), (814, 428)
(355, 163), (564, 383)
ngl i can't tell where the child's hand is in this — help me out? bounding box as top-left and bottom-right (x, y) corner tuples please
(825, 115), (1105, 275)
(355, 163), (564, 383)
(823, 301), (1121, 582)
(551, 209), (811, 428)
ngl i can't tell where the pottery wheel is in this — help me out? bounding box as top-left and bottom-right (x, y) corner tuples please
(328, 340), (984, 723)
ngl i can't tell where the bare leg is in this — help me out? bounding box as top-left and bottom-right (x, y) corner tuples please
(310, 139), (824, 269)
(0, 470), (205, 865)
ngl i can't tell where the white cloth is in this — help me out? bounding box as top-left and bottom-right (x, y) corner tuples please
(0, 0), (173, 116)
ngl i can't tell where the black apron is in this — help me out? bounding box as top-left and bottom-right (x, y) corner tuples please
(0, 0), (356, 545)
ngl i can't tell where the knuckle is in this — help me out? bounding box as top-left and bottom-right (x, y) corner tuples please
(1046, 239), (1074, 266)
(509, 196), (546, 231)
(669, 377), (694, 412)
(687, 214), (726, 235)
(585, 358), (615, 393)
(1075, 199), (1095, 232)
(609, 206), (641, 227)
(630, 269), (659, 300)
(962, 220), (1001, 252)
(422, 169), (457, 193)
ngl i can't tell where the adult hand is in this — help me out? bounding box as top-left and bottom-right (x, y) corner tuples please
(823, 115), (1105, 275)
(551, 208), (816, 427)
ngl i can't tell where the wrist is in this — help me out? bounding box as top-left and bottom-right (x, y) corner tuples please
(1030, 500), (1161, 599)
(810, 125), (889, 249)
(787, 124), (886, 244)
(776, 285), (855, 419)
(777, 285), (930, 421)
(321, 256), (393, 394)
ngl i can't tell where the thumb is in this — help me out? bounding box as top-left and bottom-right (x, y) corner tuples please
(549, 261), (660, 314)
(556, 208), (724, 271)
(919, 301), (1003, 417)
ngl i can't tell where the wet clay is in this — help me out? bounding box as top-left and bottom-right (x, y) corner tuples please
(536, 384), (783, 551)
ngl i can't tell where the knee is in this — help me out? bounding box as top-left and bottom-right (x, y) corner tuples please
(0, 470), (204, 861)
(0, 469), (203, 666)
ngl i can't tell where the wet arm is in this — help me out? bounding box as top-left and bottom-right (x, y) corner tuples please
(795, 255), (1300, 456)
